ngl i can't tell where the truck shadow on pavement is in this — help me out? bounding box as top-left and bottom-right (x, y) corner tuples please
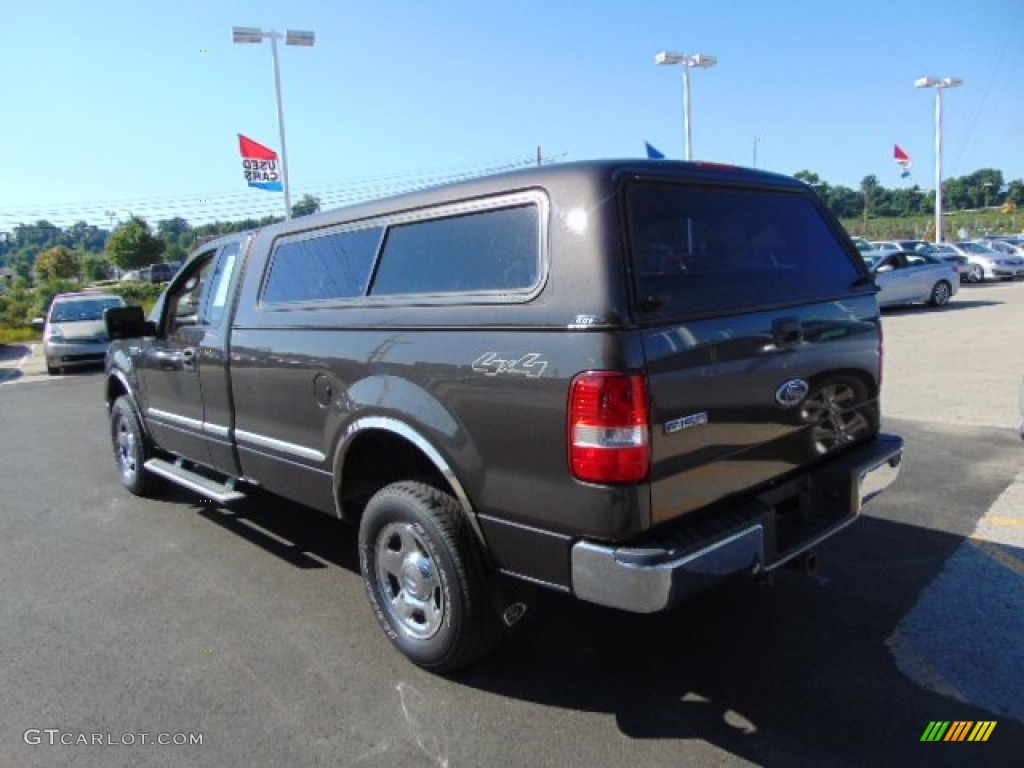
(0, 343), (30, 382)
(456, 513), (1023, 767)
(172, 420), (1022, 767)
(0, 343), (30, 362)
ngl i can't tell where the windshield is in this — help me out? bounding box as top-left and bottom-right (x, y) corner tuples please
(956, 242), (996, 255)
(50, 297), (124, 323)
(628, 183), (863, 318)
(900, 240), (935, 253)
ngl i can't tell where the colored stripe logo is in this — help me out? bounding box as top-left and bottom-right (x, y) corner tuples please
(921, 721), (996, 742)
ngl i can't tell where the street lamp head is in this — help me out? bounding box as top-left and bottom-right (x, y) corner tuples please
(914, 76), (964, 89)
(232, 26), (266, 44)
(285, 29), (315, 47)
(656, 51), (717, 69)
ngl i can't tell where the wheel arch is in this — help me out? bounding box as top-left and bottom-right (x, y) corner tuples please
(105, 370), (132, 410)
(332, 416), (487, 549)
(106, 371), (157, 447)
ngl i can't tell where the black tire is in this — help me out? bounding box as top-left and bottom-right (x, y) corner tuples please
(46, 363), (60, 376)
(929, 280), (952, 307)
(109, 396), (155, 496)
(358, 481), (500, 673)
(966, 264), (984, 283)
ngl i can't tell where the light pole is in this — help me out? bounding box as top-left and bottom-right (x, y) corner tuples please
(914, 76), (962, 243)
(655, 51), (717, 161)
(232, 26), (316, 219)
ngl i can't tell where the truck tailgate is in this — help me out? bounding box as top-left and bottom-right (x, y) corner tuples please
(641, 297), (882, 525)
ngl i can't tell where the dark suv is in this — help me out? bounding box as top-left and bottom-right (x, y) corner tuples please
(104, 160), (902, 671)
(148, 262), (176, 284)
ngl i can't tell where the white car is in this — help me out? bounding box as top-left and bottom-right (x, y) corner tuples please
(41, 292), (126, 375)
(862, 250), (959, 307)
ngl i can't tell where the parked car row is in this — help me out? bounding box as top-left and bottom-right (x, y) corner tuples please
(935, 242), (1024, 282)
(119, 261), (182, 284)
(858, 237), (1024, 285)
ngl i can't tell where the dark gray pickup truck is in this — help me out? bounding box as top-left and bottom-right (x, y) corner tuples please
(104, 159), (903, 672)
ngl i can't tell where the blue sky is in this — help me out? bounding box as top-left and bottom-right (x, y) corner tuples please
(2, 0), (1022, 230)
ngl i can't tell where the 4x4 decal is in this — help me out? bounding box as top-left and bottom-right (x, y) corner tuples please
(471, 352), (548, 378)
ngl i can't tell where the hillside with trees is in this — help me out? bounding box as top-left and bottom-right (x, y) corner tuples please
(2, 169), (1022, 331)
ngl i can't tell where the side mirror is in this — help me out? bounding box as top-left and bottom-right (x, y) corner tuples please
(105, 306), (157, 339)
(875, 264), (895, 273)
(31, 317), (46, 332)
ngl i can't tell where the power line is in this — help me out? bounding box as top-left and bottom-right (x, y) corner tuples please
(0, 154), (552, 231)
(948, 4), (1023, 177)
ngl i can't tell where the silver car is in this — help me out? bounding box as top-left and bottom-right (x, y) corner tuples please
(987, 239), (1024, 259)
(945, 241), (1024, 281)
(42, 292), (126, 375)
(862, 250), (959, 307)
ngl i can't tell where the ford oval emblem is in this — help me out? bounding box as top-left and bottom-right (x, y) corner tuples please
(775, 378), (809, 408)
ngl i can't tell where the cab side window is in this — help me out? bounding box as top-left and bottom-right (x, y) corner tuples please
(166, 253), (217, 334)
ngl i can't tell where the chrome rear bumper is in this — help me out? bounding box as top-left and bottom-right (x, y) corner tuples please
(571, 434), (903, 613)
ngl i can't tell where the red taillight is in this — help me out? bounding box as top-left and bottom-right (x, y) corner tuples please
(569, 372), (650, 483)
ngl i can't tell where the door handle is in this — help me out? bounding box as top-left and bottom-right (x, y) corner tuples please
(152, 349), (183, 371)
(772, 317), (803, 349)
(181, 347), (197, 373)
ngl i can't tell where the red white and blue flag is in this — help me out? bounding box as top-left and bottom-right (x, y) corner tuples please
(893, 144), (912, 179)
(239, 134), (283, 191)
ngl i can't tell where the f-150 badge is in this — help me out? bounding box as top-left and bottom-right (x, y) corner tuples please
(472, 352), (548, 378)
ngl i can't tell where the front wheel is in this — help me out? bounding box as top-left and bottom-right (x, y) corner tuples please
(929, 280), (952, 307)
(110, 396), (155, 496)
(966, 264), (984, 283)
(358, 482), (500, 673)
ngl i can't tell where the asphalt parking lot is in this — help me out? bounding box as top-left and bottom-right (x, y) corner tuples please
(1, 279), (1022, 767)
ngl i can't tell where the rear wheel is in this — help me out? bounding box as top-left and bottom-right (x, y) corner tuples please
(110, 396), (155, 496)
(358, 482), (500, 673)
(929, 280), (952, 307)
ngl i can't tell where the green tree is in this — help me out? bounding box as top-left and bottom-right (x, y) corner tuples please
(291, 194), (321, 218)
(106, 216), (166, 270)
(13, 220), (60, 250)
(82, 253), (113, 282)
(60, 220), (107, 253)
(1006, 180), (1024, 207)
(12, 253), (34, 282)
(157, 217), (193, 250)
(34, 245), (81, 282)
(825, 186), (862, 219)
